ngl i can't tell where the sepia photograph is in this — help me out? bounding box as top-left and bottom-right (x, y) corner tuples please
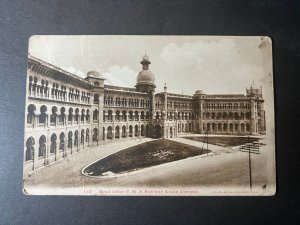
(23, 35), (275, 196)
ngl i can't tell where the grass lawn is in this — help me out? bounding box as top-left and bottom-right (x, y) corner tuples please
(183, 136), (262, 147)
(83, 139), (208, 176)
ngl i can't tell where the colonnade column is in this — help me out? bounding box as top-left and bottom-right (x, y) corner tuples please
(138, 126), (141, 137)
(103, 128), (106, 141)
(45, 131), (50, 165)
(64, 133), (68, 157)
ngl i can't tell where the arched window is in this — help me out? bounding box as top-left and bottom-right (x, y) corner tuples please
(93, 128), (98, 141)
(246, 123), (250, 132)
(207, 123), (211, 132)
(50, 106), (57, 125)
(94, 94), (99, 104)
(28, 76), (33, 95)
(246, 112), (250, 120)
(240, 112), (245, 120)
(122, 125), (126, 138)
(74, 131), (79, 147)
(156, 111), (160, 120)
(68, 108), (73, 123)
(135, 125), (139, 137)
(75, 108), (79, 123)
(50, 134), (57, 154)
(59, 132), (65, 151)
(27, 104), (36, 124)
(86, 129), (89, 142)
(234, 112), (239, 120)
(223, 123), (228, 131)
(212, 113), (215, 119)
(241, 123), (245, 132)
(122, 110), (127, 121)
(129, 125), (133, 137)
(212, 123), (216, 132)
(115, 110), (120, 121)
(38, 135), (46, 157)
(32, 77), (38, 95)
(25, 137), (35, 161)
(60, 107), (66, 124)
(108, 110), (113, 121)
(93, 109), (98, 121)
(81, 129), (85, 144)
(81, 109), (85, 123)
(141, 111), (145, 120)
(68, 131), (73, 149)
(218, 123), (222, 131)
(141, 125), (145, 136)
(39, 105), (47, 124)
(206, 112), (210, 120)
(129, 111), (133, 120)
(230, 123), (234, 132)
(115, 126), (120, 138)
(86, 109), (90, 122)
(107, 126), (113, 139)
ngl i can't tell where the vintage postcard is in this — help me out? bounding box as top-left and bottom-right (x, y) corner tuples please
(23, 35), (275, 196)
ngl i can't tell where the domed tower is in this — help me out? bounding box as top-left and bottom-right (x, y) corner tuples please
(85, 70), (105, 88)
(85, 70), (105, 144)
(135, 54), (156, 92)
(193, 90), (206, 134)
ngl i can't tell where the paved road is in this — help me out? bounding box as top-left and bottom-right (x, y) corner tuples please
(24, 136), (275, 196)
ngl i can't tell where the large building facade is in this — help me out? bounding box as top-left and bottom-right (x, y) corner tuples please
(24, 54), (266, 174)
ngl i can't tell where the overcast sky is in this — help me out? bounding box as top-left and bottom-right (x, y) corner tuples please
(29, 35), (271, 96)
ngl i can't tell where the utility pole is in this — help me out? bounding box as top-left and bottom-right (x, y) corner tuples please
(239, 136), (260, 190)
(206, 131), (209, 156)
(248, 136), (252, 190)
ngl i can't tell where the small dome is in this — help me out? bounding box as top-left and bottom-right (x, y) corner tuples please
(136, 70), (155, 84)
(195, 90), (204, 94)
(87, 70), (104, 79)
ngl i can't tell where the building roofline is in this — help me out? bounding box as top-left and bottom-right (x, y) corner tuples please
(28, 54), (94, 89)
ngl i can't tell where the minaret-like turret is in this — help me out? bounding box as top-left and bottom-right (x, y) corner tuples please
(135, 54), (157, 121)
(135, 54), (156, 93)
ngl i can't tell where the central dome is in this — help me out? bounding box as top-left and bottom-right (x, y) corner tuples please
(136, 54), (155, 85)
(137, 70), (155, 84)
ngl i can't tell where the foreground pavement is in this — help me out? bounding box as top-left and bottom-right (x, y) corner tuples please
(24, 135), (275, 196)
